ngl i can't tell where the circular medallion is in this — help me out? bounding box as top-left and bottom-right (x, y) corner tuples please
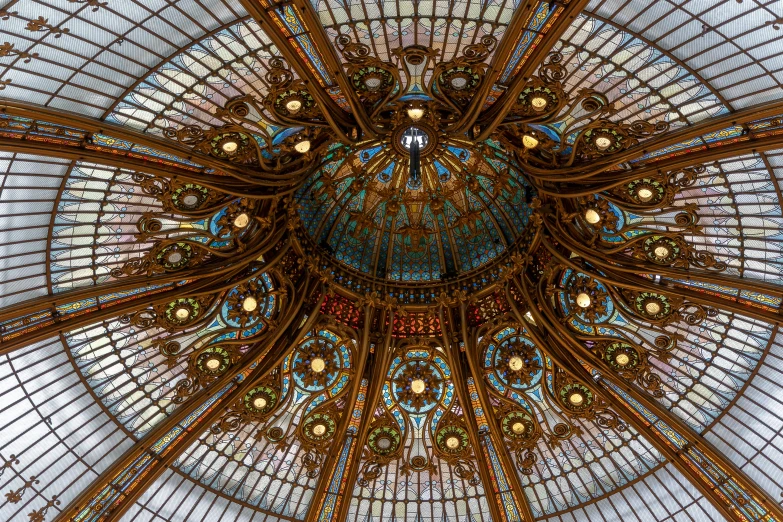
(391, 123), (437, 156)
(195, 347), (231, 376)
(368, 425), (401, 456)
(436, 425), (469, 455)
(303, 413), (336, 443)
(171, 184), (210, 212)
(559, 383), (594, 413)
(634, 293), (671, 320)
(501, 411), (536, 442)
(165, 298), (200, 325)
(244, 385), (278, 415)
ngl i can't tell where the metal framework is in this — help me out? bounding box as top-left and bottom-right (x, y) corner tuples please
(1, 1), (783, 521)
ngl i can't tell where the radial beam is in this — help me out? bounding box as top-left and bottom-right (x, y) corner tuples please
(0, 102), (249, 178)
(304, 306), (379, 522)
(0, 233), (290, 355)
(451, 0), (546, 133)
(238, 0), (358, 143)
(544, 220), (783, 299)
(452, 304), (536, 522)
(544, 240), (783, 325)
(523, 99), (783, 186)
(57, 286), (324, 522)
(304, 306), (372, 522)
(330, 309), (397, 522)
(510, 276), (783, 521)
(476, 0), (592, 140)
(531, 131), (783, 197)
(287, 0), (379, 139)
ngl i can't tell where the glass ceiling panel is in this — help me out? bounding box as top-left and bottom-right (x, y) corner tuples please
(586, 0), (783, 110)
(631, 150), (783, 285)
(0, 336), (133, 521)
(706, 328), (783, 506)
(124, 468), (292, 521)
(108, 18), (287, 135)
(313, 0), (519, 65)
(0, 0), (246, 117)
(557, 14), (726, 127)
(539, 463), (726, 522)
(0, 152), (72, 307)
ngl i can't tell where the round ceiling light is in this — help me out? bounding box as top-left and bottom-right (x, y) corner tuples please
(531, 96), (548, 111)
(285, 99), (302, 113)
(233, 213), (250, 228)
(637, 187), (654, 202)
(584, 209), (601, 224)
(410, 379), (426, 394)
(508, 356), (524, 372)
(407, 107), (425, 121)
(522, 134), (539, 149)
(221, 140), (239, 153)
(242, 296), (258, 312)
(310, 357), (326, 373)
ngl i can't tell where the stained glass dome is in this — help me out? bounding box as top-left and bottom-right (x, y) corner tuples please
(1, 1), (783, 522)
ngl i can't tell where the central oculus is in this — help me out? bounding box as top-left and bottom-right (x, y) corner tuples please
(400, 126), (429, 152)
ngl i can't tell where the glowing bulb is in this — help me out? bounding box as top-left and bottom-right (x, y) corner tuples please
(364, 77), (382, 91)
(312, 423), (327, 436)
(531, 96), (548, 111)
(233, 213), (250, 228)
(576, 292), (592, 308)
(205, 357), (221, 370)
(253, 396), (267, 409)
(242, 296), (258, 312)
(294, 139), (311, 154)
(221, 140), (239, 153)
(584, 208), (601, 224)
(637, 187), (654, 202)
(285, 99), (302, 113)
(174, 307), (190, 320)
(407, 107), (425, 121)
(508, 356), (524, 372)
(446, 436), (460, 449)
(645, 301), (662, 315)
(376, 437), (392, 450)
(512, 422), (526, 435)
(310, 357), (326, 373)
(182, 194), (200, 207)
(410, 379), (426, 394)
(653, 246), (670, 259)
(569, 393), (584, 406)
(595, 136), (613, 150)
(522, 134), (539, 149)
(615, 353), (630, 366)
(451, 76), (468, 90)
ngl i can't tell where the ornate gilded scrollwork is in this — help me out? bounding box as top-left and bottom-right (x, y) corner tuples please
(210, 373), (283, 434)
(299, 402), (343, 477)
(432, 408), (480, 485)
(512, 52), (568, 121)
(259, 57), (326, 126)
(336, 35), (399, 116)
(553, 369), (626, 431)
(430, 36), (497, 115)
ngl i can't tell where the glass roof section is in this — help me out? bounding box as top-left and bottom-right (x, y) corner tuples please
(1, 1), (783, 522)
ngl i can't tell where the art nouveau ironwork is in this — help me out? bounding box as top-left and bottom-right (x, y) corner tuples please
(1, 1), (783, 521)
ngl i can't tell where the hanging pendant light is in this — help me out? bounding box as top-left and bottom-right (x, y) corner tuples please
(410, 127), (422, 188)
